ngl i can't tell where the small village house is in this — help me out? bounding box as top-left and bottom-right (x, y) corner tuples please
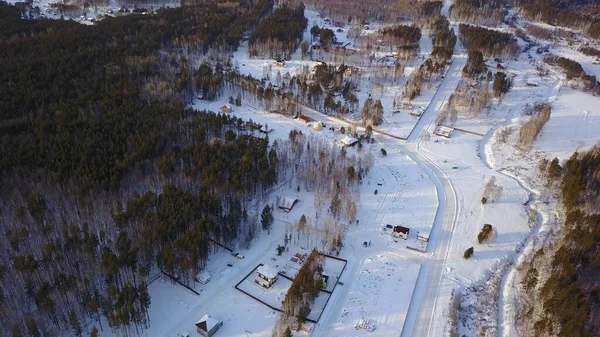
(220, 105), (232, 113)
(255, 264), (279, 288)
(277, 196), (298, 212)
(195, 315), (223, 337)
(392, 225), (410, 240)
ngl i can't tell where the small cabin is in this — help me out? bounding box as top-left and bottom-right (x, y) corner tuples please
(320, 274), (329, 288)
(220, 105), (232, 113)
(277, 197), (298, 212)
(259, 125), (273, 134)
(275, 59), (285, 67)
(410, 110), (422, 117)
(392, 225), (410, 240)
(196, 271), (212, 285)
(341, 136), (358, 147)
(434, 125), (454, 138)
(298, 115), (311, 123)
(196, 315), (223, 337)
(400, 102), (413, 110)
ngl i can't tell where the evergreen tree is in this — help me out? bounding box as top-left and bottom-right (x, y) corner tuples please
(547, 157), (562, 182)
(261, 205), (274, 233)
(69, 310), (83, 337)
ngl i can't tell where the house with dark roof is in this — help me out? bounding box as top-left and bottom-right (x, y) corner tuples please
(392, 225), (410, 240)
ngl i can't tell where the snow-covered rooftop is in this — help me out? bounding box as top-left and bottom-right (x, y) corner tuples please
(195, 315), (221, 332)
(257, 264), (279, 280)
(341, 136), (358, 146)
(196, 271), (211, 284)
(277, 196), (297, 210)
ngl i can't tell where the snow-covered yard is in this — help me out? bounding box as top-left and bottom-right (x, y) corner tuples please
(236, 271), (292, 311)
(324, 254), (420, 337)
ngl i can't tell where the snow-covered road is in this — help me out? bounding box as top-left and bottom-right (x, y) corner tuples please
(406, 53), (466, 337)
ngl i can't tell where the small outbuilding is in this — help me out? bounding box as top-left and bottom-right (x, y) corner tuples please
(298, 115), (311, 123)
(277, 196), (298, 212)
(341, 136), (358, 147)
(417, 231), (429, 242)
(400, 102), (413, 110)
(410, 110), (422, 117)
(259, 125), (273, 134)
(313, 122), (323, 131)
(195, 315), (223, 337)
(196, 271), (212, 285)
(433, 125), (453, 138)
(392, 225), (410, 240)
(255, 264), (279, 288)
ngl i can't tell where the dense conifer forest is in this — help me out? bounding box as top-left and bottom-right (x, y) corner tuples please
(529, 148), (600, 336)
(0, 1), (281, 336)
(459, 24), (520, 57)
(248, 3), (307, 59)
(282, 0), (438, 23)
(449, 0), (509, 26)
(517, 0), (600, 38)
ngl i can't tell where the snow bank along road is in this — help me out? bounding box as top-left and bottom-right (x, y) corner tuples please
(297, 54), (465, 337)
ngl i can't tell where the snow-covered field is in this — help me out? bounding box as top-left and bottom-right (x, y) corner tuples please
(534, 89), (600, 159)
(326, 254), (420, 337)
